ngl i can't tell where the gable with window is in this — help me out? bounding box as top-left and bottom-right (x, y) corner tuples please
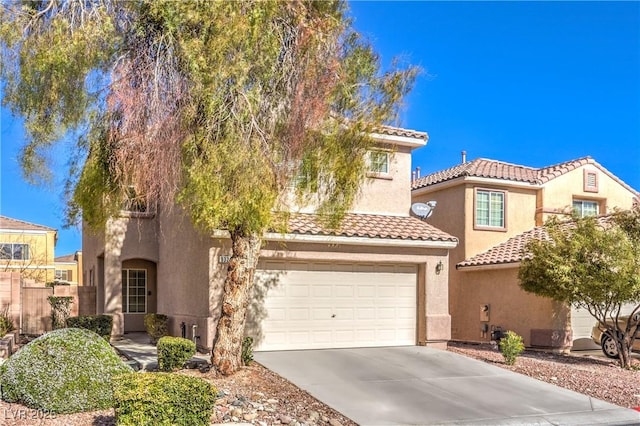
(0, 243), (30, 261)
(475, 189), (506, 230)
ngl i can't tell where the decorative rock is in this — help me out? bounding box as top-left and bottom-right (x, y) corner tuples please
(244, 412), (258, 421)
(267, 398), (279, 404)
(258, 422), (268, 426)
(215, 397), (228, 405)
(279, 414), (293, 424)
(231, 407), (243, 417)
(321, 415), (329, 423)
(308, 410), (320, 421)
(329, 419), (343, 426)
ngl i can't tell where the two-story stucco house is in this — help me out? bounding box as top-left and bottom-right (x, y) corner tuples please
(411, 155), (639, 351)
(0, 216), (58, 284)
(83, 126), (458, 352)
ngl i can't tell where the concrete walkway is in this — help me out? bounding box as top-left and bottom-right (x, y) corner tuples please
(111, 332), (209, 371)
(256, 346), (640, 426)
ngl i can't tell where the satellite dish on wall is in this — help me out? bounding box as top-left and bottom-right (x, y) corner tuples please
(411, 201), (437, 219)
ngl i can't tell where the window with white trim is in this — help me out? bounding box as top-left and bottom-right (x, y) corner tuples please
(0, 243), (30, 260)
(475, 189), (505, 228)
(368, 151), (389, 174)
(573, 200), (599, 217)
(122, 269), (147, 313)
(55, 270), (71, 281)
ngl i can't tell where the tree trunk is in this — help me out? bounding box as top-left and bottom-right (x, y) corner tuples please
(212, 229), (262, 375)
(619, 335), (631, 369)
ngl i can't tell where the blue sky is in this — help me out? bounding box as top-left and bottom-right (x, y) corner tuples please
(1, 1), (639, 256)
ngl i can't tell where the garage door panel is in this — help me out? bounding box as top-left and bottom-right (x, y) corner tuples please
(249, 261), (417, 351)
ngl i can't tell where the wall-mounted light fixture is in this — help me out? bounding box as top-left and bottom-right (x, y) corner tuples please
(435, 260), (444, 275)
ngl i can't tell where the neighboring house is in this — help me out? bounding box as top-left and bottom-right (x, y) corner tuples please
(412, 155), (639, 350)
(54, 251), (83, 286)
(0, 216), (57, 284)
(83, 127), (459, 352)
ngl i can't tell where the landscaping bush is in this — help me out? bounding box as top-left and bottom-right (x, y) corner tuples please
(66, 314), (113, 341)
(242, 336), (254, 366)
(47, 296), (73, 330)
(113, 372), (216, 426)
(0, 305), (14, 337)
(0, 327), (132, 413)
(499, 330), (525, 365)
(144, 313), (168, 344)
(157, 336), (196, 372)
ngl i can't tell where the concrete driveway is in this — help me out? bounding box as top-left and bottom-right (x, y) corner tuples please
(255, 346), (640, 425)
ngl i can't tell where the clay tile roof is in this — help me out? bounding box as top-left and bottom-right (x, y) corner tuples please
(412, 156), (597, 190)
(457, 215), (613, 269)
(55, 254), (76, 263)
(285, 212), (457, 243)
(377, 124), (428, 141)
(0, 215), (55, 232)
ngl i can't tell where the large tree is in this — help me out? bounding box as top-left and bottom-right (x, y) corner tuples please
(519, 208), (640, 368)
(1, 1), (418, 374)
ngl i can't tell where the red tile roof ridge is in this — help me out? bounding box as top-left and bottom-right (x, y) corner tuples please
(284, 212), (458, 242)
(0, 215), (56, 232)
(457, 214), (615, 269)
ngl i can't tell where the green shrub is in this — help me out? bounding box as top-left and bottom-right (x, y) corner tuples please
(242, 336), (254, 366)
(143, 313), (168, 344)
(47, 296), (73, 330)
(499, 330), (525, 365)
(157, 336), (196, 372)
(66, 315), (113, 341)
(0, 328), (132, 413)
(114, 372), (216, 426)
(0, 305), (15, 337)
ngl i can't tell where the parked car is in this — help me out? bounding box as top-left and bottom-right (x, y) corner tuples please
(591, 313), (640, 358)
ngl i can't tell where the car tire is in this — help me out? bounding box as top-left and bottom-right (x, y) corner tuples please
(601, 334), (620, 359)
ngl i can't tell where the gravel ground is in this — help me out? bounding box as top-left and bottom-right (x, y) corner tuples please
(1, 343), (638, 425)
(447, 341), (640, 410)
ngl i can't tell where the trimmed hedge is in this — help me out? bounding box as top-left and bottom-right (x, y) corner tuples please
(66, 315), (113, 341)
(157, 336), (196, 372)
(113, 372), (216, 426)
(143, 313), (168, 344)
(0, 328), (132, 413)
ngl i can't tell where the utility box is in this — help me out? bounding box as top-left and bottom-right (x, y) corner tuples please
(480, 304), (490, 322)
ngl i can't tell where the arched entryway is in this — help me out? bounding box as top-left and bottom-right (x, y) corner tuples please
(121, 259), (157, 332)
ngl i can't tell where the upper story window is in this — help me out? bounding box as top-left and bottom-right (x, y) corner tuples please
(573, 199), (599, 217)
(122, 186), (148, 213)
(368, 151), (389, 175)
(475, 189), (506, 230)
(0, 243), (30, 261)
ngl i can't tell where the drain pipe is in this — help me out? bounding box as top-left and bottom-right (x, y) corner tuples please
(191, 324), (200, 345)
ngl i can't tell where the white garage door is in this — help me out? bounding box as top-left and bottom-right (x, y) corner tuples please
(247, 260), (417, 351)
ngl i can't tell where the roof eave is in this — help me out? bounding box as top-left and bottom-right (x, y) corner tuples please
(456, 261), (522, 272)
(370, 132), (428, 149)
(212, 230), (458, 249)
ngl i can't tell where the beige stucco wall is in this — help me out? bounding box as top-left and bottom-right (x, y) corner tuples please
(351, 145), (414, 216)
(456, 267), (570, 347)
(82, 213), (159, 337)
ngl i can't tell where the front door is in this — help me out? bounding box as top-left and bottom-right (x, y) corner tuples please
(122, 259), (157, 332)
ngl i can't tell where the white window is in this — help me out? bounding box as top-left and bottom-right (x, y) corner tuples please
(0, 243), (30, 260)
(55, 270), (71, 281)
(368, 151), (389, 174)
(122, 269), (147, 313)
(475, 189), (505, 229)
(573, 200), (599, 217)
